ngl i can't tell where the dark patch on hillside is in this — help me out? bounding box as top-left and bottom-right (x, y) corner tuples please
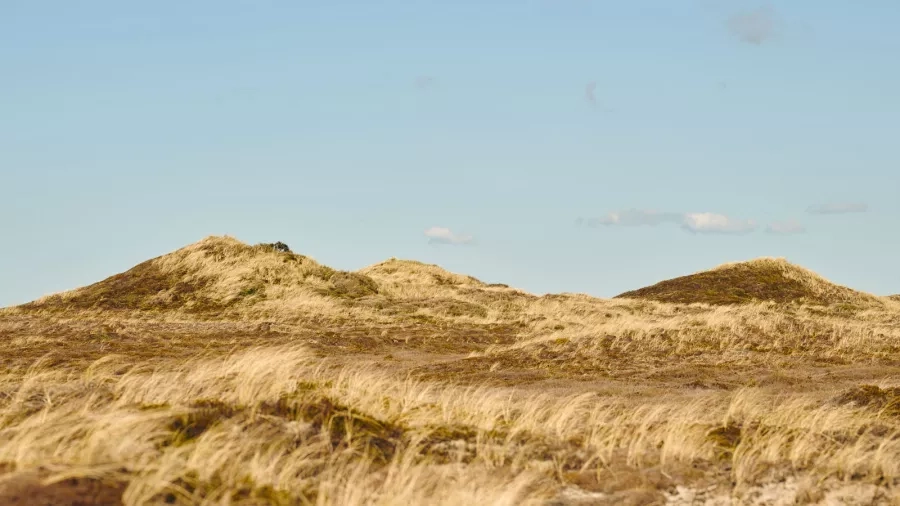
(352, 296), (489, 319)
(0, 466), (126, 506)
(417, 298), (489, 318)
(614, 263), (814, 305)
(320, 271), (380, 299)
(833, 385), (900, 416)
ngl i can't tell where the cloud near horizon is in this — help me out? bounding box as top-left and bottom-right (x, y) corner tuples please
(727, 5), (777, 45)
(682, 212), (757, 234)
(578, 209), (683, 227)
(766, 219), (806, 235)
(424, 226), (473, 245)
(806, 202), (868, 215)
(578, 209), (756, 235)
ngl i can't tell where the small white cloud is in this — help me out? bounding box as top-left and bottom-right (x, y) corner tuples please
(727, 5), (777, 45)
(579, 212), (619, 227)
(424, 226), (473, 245)
(807, 202), (868, 215)
(681, 212), (757, 234)
(580, 209), (755, 234)
(766, 219), (806, 235)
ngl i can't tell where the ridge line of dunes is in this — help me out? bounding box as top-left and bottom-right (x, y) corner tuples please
(15, 236), (519, 321)
(14, 237), (884, 317)
(614, 257), (880, 306)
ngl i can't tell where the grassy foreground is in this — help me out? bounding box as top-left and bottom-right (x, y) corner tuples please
(2, 236), (900, 505)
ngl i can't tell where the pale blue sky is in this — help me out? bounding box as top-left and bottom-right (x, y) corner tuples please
(2, 0), (898, 306)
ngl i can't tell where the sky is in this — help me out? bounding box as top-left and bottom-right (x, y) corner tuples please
(2, 0), (899, 306)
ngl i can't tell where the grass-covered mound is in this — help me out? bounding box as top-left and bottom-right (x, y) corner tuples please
(20, 236), (380, 314)
(614, 258), (877, 306)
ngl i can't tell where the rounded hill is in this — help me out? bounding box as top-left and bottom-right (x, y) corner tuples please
(21, 236), (380, 313)
(614, 258), (877, 306)
(358, 258), (484, 288)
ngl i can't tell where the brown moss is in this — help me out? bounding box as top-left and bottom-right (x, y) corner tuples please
(0, 469), (127, 506)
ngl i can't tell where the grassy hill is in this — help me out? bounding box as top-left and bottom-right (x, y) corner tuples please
(614, 257), (879, 306)
(22, 236), (380, 313)
(3, 237), (900, 505)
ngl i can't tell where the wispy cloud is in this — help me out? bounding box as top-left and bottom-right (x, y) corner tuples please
(585, 81), (597, 106)
(578, 209), (756, 235)
(682, 212), (757, 234)
(727, 5), (777, 45)
(766, 219), (806, 235)
(415, 76), (436, 90)
(807, 202), (868, 215)
(424, 226), (473, 245)
(578, 209), (683, 227)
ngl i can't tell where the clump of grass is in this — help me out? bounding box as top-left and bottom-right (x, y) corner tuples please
(320, 271), (380, 299)
(833, 385), (900, 416)
(706, 422), (743, 461)
(257, 241), (292, 253)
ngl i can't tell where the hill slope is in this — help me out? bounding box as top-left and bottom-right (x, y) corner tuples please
(16, 236), (527, 324)
(360, 258), (485, 288)
(21, 236), (380, 314)
(614, 257), (878, 306)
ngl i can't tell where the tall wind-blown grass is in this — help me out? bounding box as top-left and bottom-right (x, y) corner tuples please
(3, 344), (900, 504)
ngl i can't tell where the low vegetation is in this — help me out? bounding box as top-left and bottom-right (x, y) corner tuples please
(614, 257), (879, 307)
(3, 236), (900, 505)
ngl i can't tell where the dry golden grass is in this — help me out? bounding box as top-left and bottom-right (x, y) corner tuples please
(4, 236), (900, 505)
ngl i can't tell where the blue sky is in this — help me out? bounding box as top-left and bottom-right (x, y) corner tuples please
(2, 0), (898, 306)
